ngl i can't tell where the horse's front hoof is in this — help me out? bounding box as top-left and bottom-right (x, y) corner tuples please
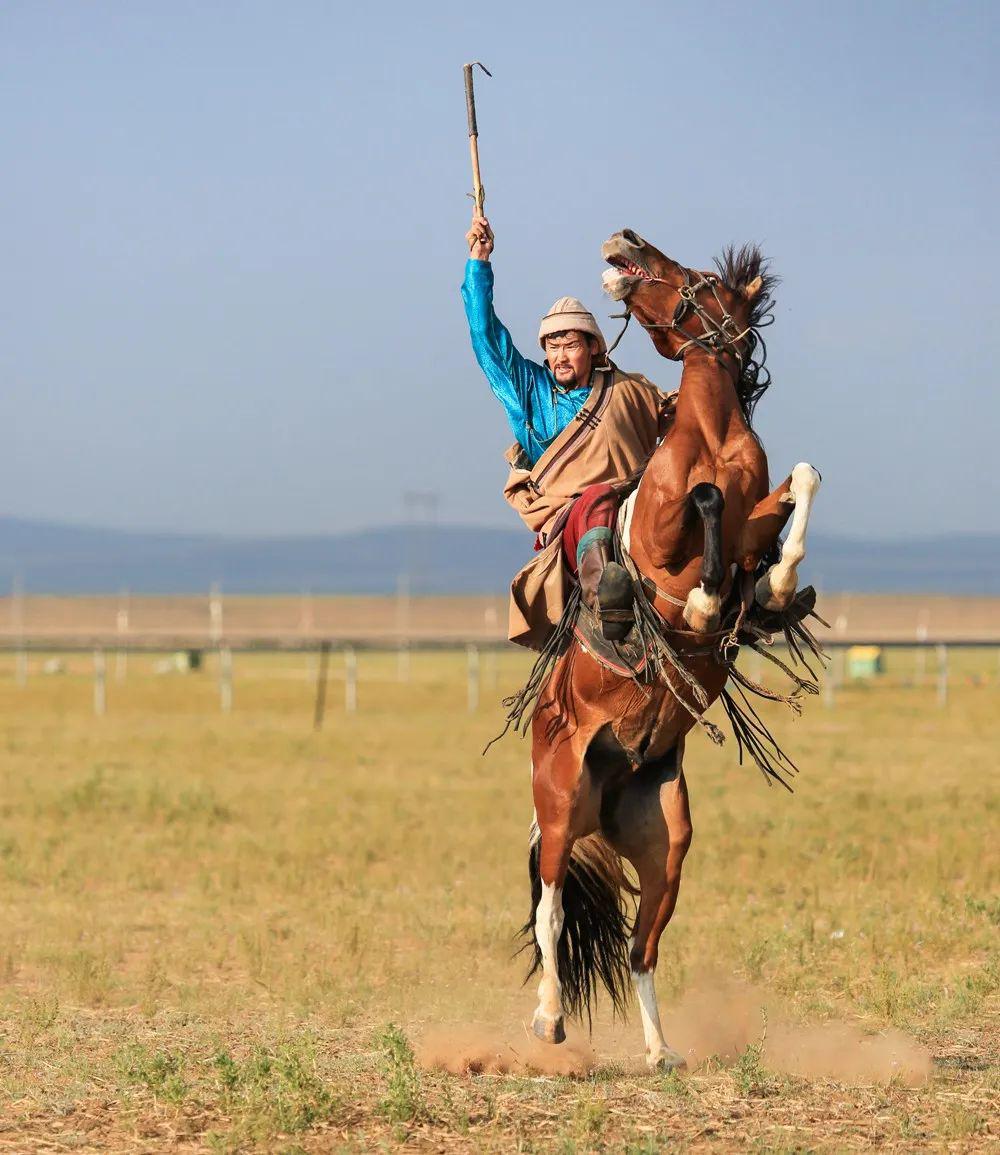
(648, 1047), (687, 1072)
(682, 586), (720, 633)
(532, 1012), (566, 1045)
(755, 569), (794, 612)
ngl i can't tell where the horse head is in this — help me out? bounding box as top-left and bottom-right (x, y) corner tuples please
(602, 229), (777, 420)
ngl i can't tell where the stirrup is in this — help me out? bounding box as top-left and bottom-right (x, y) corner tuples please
(595, 607), (634, 623)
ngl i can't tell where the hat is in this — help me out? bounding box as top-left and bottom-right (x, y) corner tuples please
(538, 297), (607, 355)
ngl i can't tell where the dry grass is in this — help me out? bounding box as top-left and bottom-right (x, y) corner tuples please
(0, 644), (995, 1151)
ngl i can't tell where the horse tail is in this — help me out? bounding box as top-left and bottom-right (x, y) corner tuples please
(521, 821), (635, 1027)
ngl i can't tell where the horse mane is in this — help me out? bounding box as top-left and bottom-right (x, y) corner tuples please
(713, 244), (779, 426)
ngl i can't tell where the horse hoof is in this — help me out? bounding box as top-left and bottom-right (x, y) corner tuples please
(682, 607), (720, 633)
(648, 1048), (687, 1072)
(682, 588), (720, 633)
(755, 569), (794, 612)
(532, 1013), (566, 1045)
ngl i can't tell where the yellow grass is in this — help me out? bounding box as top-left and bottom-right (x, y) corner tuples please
(0, 646), (995, 1151)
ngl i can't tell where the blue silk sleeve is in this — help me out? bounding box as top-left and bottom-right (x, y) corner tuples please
(461, 259), (549, 454)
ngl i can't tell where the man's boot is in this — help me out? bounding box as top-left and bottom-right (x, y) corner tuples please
(577, 530), (634, 642)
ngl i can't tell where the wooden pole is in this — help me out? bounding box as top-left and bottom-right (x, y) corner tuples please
(463, 62), (492, 216)
(313, 640), (331, 731)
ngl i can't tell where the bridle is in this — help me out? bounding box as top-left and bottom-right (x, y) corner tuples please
(607, 264), (770, 390)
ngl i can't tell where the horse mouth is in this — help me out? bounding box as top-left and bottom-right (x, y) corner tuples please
(605, 255), (653, 281)
(601, 234), (656, 300)
(602, 254), (652, 301)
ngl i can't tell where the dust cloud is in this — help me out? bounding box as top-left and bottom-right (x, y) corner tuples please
(664, 978), (932, 1085)
(418, 978), (931, 1085)
(417, 1027), (597, 1076)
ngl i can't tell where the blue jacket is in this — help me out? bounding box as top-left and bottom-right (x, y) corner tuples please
(462, 259), (592, 466)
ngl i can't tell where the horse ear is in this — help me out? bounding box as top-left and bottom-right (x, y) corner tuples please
(742, 275), (764, 300)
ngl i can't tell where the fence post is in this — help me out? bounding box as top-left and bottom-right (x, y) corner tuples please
(93, 648), (106, 716)
(467, 644), (480, 713)
(345, 646), (357, 713)
(313, 641), (331, 731)
(936, 643), (948, 707)
(219, 647), (233, 713)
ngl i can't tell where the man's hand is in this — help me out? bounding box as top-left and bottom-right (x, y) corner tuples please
(466, 213), (494, 261)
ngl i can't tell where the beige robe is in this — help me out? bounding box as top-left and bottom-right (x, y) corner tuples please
(504, 364), (675, 649)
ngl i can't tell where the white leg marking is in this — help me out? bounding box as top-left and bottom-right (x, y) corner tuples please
(757, 462), (821, 611)
(683, 583), (721, 632)
(631, 961), (687, 1070)
(532, 882), (565, 1043)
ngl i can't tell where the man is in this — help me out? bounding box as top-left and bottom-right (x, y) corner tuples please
(463, 213), (675, 648)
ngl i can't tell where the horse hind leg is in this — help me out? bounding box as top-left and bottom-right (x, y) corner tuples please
(524, 743), (632, 1042)
(683, 482), (725, 633)
(755, 462), (822, 611)
(604, 741), (692, 1070)
(524, 822), (633, 1042)
(526, 820), (568, 1043)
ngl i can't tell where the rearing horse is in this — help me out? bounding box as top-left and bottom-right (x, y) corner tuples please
(524, 228), (821, 1069)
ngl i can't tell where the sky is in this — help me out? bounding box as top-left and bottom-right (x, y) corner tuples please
(1, 0), (997, 539)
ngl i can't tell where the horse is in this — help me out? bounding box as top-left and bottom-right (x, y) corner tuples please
(523, 228), (821, 1070)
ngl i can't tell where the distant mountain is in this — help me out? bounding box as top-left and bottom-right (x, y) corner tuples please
(0, 516), (997, 595)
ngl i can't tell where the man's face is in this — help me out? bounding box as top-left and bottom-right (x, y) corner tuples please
(545, 331), (597, 388)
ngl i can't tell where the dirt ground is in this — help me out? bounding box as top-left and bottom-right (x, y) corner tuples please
(0, 646), (995, 1151)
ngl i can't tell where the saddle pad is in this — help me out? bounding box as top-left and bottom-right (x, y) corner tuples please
(616, 489), (638, 553)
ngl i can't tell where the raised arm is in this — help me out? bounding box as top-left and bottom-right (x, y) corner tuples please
(461, 214), (545, 430)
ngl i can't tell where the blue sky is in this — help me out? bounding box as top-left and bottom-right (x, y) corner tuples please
(1, 1), (996, 538)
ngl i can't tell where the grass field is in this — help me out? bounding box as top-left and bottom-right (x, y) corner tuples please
(0, 646), (996, 1152)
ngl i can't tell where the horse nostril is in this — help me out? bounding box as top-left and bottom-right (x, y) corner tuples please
(622, 229), (644, 248)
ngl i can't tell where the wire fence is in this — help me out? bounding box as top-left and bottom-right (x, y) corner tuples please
(2, 635), (998, 724)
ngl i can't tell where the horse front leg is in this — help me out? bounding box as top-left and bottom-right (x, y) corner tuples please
(754, 462), (822, 610)
(736, 471), (797, 571)
(682, 482), (725, 632)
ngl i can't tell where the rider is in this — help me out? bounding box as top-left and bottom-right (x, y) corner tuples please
(463, 213), (676, 646)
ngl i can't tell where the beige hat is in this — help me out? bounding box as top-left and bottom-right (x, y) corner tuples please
(538, 296), (607, 355)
